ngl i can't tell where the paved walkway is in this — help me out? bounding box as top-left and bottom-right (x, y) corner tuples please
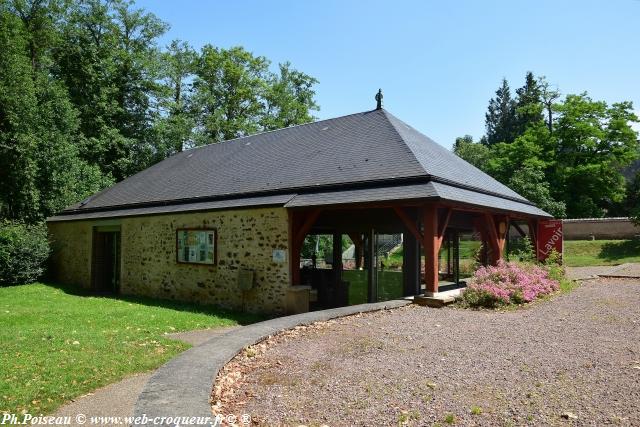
(566, 263), (640, 280)
(52, 326), (240, 426)
(133, 299), (410, 426)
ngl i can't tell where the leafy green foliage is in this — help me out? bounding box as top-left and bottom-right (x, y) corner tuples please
(452, 135), (490, 169)
(484, 78), (517, 146)
(628, 173), (640, 225)
(454, 72), (639, 219)
(192, 46), (318, 144)
(0, 0), (319, 224)
(0, 2), (111, 221)
(0, 220), (50, 285)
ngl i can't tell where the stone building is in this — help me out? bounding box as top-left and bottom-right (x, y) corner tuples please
(47, 106), (551, 314)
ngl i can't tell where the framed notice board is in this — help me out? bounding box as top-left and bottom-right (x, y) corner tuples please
(176, 229), (217, 265)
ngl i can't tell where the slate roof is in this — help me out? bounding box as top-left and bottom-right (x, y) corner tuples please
(50, 108), (551, 221)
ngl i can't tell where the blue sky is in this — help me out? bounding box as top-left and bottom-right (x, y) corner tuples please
(137, 0), (640, 148)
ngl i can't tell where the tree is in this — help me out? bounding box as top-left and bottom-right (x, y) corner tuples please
(452, 135), (490, 170)
(514, 71), (543, 133)
(538, 76), (560, 132)
(508, 166), (566, 218)
(0, 7), (40, 220)
(552, 94), (639, 217)
(192, 45), (319, 144)
(0, 1), (109, 221)
(484, 78), (517, 145)
(153, 39), (197, 157)
(192, 45), (270, 143)
(261, 62), (319, 130)
(627, 172), (640, 225)
(56, 0), (168, 180)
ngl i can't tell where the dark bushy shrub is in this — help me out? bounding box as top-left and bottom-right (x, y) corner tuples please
(0, 221), (50, 285)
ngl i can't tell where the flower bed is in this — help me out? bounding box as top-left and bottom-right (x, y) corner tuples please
(461, 261), (560, 308)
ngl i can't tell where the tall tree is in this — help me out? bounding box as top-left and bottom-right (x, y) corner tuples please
(552, 94), (639, 217)
(627, 172), (640, 225)
(0, 6), (40, 220)
(56, 0), (168, 180)
(514, 71), (543, 133)
(192, 45), (269, 143)
(192, 46), (319, 144)
(261, 61), (319, 130)
(484, 78), (517, 145)
(153, 39), (197, 156)
(0, 1), (109, 221)
(538, 76), (560, 133)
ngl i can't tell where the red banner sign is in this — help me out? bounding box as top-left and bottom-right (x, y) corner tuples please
(537, 220), (563, 261)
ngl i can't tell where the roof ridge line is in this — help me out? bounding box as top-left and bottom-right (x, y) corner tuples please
(381, 109), (532, 205)
(378, 109), (433, 175)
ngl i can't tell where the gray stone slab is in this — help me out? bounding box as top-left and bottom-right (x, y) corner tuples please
(133, 299), (410, 426)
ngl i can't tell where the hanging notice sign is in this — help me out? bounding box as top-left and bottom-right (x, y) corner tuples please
(536, 220), (563, 261)
(176, 229), (216, 265)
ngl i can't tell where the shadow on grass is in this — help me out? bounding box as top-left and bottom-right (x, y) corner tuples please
(44, 281), (268, 325)
(598, 240), (640, 262)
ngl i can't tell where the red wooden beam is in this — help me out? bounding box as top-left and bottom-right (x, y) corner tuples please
(528, 218), (538, 250)
(294, 209), (321, 248)
(392, 206), (423, 245)
(497, 216), (510, 254)
(483, 213), (502, 264)
(512, 222), (527, 238)
(436, 208), (452, 250)
(473, 217), (490, 266)
(289, 209), (321, 286)
(423, 204), (439, 294)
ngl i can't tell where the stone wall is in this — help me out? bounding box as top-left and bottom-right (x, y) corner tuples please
(47, 220), (93, 288)
(562, 217), (640, 240)
(48, 207), (291, 314)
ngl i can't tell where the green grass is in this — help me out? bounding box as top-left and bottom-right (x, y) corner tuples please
(0, 283), (262, 415)
(563, 239), (640, 267)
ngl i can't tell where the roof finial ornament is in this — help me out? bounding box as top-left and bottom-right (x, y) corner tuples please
(375, 89), (383, 110)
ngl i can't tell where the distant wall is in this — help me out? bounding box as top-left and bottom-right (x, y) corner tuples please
(562, 217), (640, 240)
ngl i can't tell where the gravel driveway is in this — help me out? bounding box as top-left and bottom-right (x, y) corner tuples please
(215, 279), (640, 426)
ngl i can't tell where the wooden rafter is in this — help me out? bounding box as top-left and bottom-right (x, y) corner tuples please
(392, 206), (422, 244)
(436, 208), (452, 249)
(512, 222), (527, 238)
(294, 209), (321, 248)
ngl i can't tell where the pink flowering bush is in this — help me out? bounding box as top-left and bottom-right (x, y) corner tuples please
(462, 260), (559, 308)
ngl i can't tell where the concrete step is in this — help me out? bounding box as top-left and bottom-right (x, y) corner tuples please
(413, 294), (456, 308)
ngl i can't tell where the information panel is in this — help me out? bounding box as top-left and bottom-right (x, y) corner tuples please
(536, 220), (563, 262)
(176, 229), (216, 265)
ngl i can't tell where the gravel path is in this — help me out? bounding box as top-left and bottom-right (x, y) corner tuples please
(216, 279), (640, 426)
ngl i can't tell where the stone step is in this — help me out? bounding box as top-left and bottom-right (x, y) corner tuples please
(413, 294), (456, 308)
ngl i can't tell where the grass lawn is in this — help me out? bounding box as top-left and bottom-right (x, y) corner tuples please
(563, 239), (640, 267)
(0, 283), (262, 415)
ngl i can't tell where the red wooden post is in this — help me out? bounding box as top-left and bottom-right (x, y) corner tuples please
(289, 209), (321, 286)
(496, 215), (509, 260)
(423, 204), (439, 295)
(528, 218), (538, 253)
